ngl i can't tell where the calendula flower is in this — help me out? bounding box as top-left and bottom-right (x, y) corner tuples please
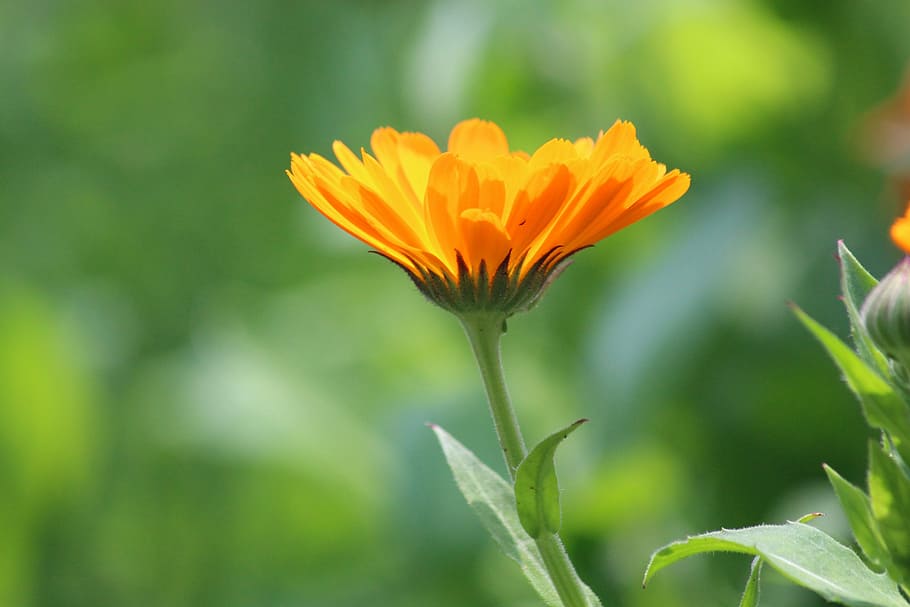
(287, 119), (690, 317)
(891, 202), (910, 253)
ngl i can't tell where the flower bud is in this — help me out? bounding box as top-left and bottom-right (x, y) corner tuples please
(861, 257), (910, 372)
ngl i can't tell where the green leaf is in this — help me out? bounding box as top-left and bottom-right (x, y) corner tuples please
(739, 557), (763, 607)
(514, 419), (587, 539)
(430, 424), (602, 607)
(868, 440), (910, 585)
(793, 305), (910, 463)
(643, 521), (910, 607)
(824, 463), (893, 574)
(838, 241), (890, 376)
(839, 241), (879, 307)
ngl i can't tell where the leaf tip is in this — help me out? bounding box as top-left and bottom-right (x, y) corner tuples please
(786, 301), (803, 315)
(796, 512), (825, 524)
(836, 239), (853, 266)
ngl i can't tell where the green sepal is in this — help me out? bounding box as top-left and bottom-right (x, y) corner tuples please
(644, 520), (910, 607)
(838, 241), (890, 376)
(381, 245), (581, 318)
(792, 305), (910, 464)
(475, 259), (491, 308)
(514, 419), (588, 539)
(455, 252), (476, 306)
(824, 463), (894, 576)
(868, 440), (910, 586)
(739, 557), (763, 607)
(489, 254), (512, 305)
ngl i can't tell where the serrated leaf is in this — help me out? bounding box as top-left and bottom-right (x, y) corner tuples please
(431, 425), (602, 607)
(838, 241), (890, 376)
(868, 441), (910, 585)
(514, 419), (587, 539)
(824, 463), (893, 574)
(739, 557), (763, 607)
(644, 522), (909, 607)
(793, 305), (910, 463)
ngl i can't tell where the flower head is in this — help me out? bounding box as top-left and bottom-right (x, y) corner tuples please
(288, 119), (690, 317)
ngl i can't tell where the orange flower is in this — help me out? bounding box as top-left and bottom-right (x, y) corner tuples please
(287, 119), (690, 316)
(892, 202), (910, 253)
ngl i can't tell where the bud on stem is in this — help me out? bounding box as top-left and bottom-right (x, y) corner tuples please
(861, 257), (910, 375)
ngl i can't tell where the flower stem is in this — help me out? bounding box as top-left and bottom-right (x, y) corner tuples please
(536, 533), (590, 607)
(459, 313), (593, 607)
(460, 314), (526, 476)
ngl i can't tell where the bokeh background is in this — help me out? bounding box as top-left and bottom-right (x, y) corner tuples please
(3, 0), (910, 605)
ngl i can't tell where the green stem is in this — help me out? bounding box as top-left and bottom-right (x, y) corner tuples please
(537, 534), (590, 607)
(460, 313), (593, 607)
(460, 314), (527, 477)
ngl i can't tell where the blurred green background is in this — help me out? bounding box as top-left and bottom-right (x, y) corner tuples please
(3, 0), (910, 605)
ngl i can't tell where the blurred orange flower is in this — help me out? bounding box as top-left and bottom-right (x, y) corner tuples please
(891, 202), (910, 253)
(288, 119), (690, 315)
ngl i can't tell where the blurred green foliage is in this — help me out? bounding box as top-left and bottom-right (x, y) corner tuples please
(2, 0), (910, 606)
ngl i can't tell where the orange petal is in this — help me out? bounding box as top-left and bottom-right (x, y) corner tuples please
(332, 140), (373, 184)
(494, 154), (530, 217)
(573, 137), (595, 158)
(576, 170), (691, 247)
(342, 177), (425, 250)
(368, 128), (441, 210)
(447, 119), (510, 162)
(892, 208), (910, 253)
(359, 151), (425, 227)
(476, 173), (507, 217)
(287, 157), (416, 270)
(424, 154), (479, 275)
(457, 208), (512, 276)
(590, 120), (651, 166)
(527, 138), (579, 173)
(507, 164), (572, 259)
(396, 132), (440, 202)
(370, 127), (404, 171)
(536, 157), (641, 253)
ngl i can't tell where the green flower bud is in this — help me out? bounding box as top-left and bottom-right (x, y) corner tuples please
(861, 257), (910, 374)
